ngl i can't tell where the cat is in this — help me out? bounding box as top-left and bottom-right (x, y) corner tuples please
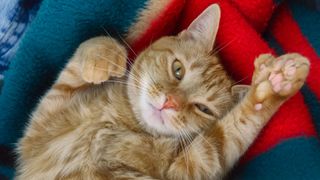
(16, 4), (310, 180)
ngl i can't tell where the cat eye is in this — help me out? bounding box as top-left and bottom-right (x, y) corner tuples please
(172, 59), (185, 80)
(194, 103), (213, 116)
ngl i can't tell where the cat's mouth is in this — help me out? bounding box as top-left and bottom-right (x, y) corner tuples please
(139, 99), (178, 135)
(148, 103), (166, 124)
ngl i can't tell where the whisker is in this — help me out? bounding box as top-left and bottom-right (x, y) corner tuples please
(104, 80), (143, 90)
(212, 38), (237, 55)
(97, 29), (158, 94)
(94, 53), (149, 89)
(178, 131), (190, 175)
(186, 125), (213, 149)
(231, 76), (250, 86)
(99, 26), (138, 72)
(174, 121), (194, 175)
(115, 31), (138, 57)
(94, 47), (147, 88)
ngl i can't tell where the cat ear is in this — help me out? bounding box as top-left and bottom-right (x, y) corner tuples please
(182, 4), (221, 51)
(231, 85), (251, 103)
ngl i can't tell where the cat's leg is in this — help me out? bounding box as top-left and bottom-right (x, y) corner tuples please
(91, 125), (170, 180)
(110, 169), (159, 180)
(16, 36), (127, 178)
(32, 36), (127, 117)
(167, 53), (310, 179)
(216, 53), (310, 169)
(62, 169), (158, 180)
(49, 36), (127, 97)
(20, 35), (127, 143)
(25, 36), (127, 120)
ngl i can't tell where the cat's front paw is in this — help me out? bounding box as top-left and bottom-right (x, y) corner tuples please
(80, 37), (127, 84)
(252, 53), (310, 109)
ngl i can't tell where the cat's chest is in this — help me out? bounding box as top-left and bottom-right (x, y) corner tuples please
(90, 123), (178, 176)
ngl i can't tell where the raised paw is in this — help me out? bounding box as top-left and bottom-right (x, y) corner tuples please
(80, 37), (127, 84)
(252, 53), (310, 107)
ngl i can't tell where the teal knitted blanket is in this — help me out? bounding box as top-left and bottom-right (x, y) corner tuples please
(0, 0), (319, 179)
(0, 0), (147, 178)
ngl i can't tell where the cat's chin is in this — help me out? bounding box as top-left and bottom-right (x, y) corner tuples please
(139, 101), (179, 136)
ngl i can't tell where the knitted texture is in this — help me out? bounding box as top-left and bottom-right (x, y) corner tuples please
(0, 0), (148, 178)
(0, 0), (319, 179)
(0, 0), (40, 80)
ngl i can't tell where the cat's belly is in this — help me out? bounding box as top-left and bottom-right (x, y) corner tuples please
(19, 118), (175, 179)
(18, 121), (111, 179)
(90, 124), (178, 178)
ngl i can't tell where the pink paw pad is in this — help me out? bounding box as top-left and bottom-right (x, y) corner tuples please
(269, 73), (283, 92)
(286, 67), (296, 76)
(285, 59), (295, 67)
(284, 83), (292, 91)
(255, 103), (263, 111)
(260, 64), (266, 70)
(269, 72), (276, 80)
(273, 83), (282, 92)
(270, 73), (283, 85)
(274, 60), (284, 71)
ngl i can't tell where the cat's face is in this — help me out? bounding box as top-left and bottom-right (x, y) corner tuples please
(127, 5), (233, 136)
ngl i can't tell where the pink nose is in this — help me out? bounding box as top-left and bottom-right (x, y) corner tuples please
(162, 94), (180, 110)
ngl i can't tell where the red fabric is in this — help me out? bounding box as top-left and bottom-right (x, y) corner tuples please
(128, 0), (185, 60)
(175, 0), (317, 163)
(177, 0), (274, 84)
(128, 0), (318, 163)
(231, 0), (275, 32)
(270, 4), (320, 100)
(243, 93), (317, 162)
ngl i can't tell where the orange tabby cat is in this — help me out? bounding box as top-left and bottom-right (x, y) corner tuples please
(16, 4), (310, 180)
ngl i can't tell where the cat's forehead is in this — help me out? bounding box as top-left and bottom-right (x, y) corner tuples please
(150, 36), (206, 60)
(180, 60), (231, 98)
(147, 36), (231, 94)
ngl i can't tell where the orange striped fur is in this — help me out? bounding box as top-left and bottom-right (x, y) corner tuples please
(16, 4), (309, 180)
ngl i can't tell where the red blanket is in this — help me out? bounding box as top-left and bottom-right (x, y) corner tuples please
(126, 0), (320, 178)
